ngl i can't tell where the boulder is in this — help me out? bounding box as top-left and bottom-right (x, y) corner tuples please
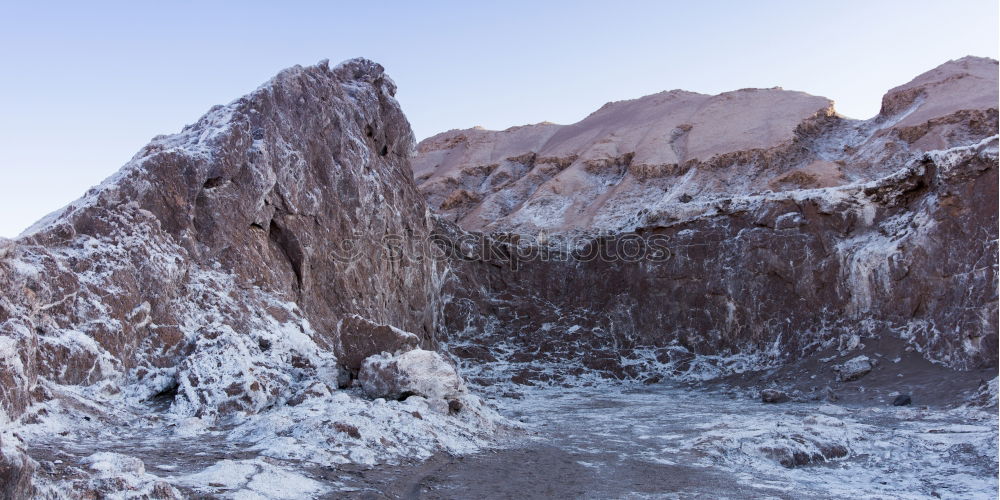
(760, 389), (790, 404)
(338, 315), (421, 374)
(760, 440), (849, 468)
(358, 349), (467, 402)
(892, 394), (912, 406)
(835, 355), (875, 382)
(78, 452), (182, 499)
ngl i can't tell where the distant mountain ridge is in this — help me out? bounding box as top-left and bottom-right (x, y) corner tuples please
(414, 56), (998, 235)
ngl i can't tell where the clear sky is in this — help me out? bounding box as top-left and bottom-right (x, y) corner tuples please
(0, 0), (997, 237)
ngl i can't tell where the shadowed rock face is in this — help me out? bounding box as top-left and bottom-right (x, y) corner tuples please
(423, 57), (999, 384)
(0, 58), (508, 497)
(0, 58), (443, 422)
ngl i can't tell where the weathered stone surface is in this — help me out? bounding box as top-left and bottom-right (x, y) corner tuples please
(415, 89), (836, 234)
(760, 439), (850, 469)
(967, 378), (998, 407)
(0, 435), (36, 500)
(359, 349), (467, 403)
(0, 58), (447, 422)
(337, 314), (421, 375)
(761, 389), (790, 404)
(416, 57), (997, 237)
(836, 356), (875, 382)
(69, 452), (183, 499)
(429, 57), (998, 385)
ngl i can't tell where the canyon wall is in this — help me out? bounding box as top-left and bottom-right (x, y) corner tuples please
(0, 54), (995, 497)
(420, 57), (999, 383)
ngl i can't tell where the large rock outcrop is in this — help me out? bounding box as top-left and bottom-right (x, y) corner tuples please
(0, 59), (512, 496)
(0, 58), (444, 423)
(421, 57), (999, 386)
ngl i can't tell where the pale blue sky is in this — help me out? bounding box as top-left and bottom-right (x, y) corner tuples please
(0, 0), (997, 237)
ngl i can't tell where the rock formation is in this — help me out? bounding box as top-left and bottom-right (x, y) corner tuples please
(0, 55), (996, 497)
(1, 58), (445, 420)
(359, 349), (468, 403)
(0, 59), (502, 498)
(416, 57), (997, 236)
(422, 57), (999, 389)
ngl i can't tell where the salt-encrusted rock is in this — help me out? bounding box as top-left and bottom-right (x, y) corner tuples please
(417, 57), (997, 236)
(0, 58), (457, 492)
(82, 452), (147, 476)
(77, 452), (182, 499)
(967, 377), (998, 407)
(0, 57), (446, 421)
(415, 87), (837, 234)
(692, 414), (853, 470)
(0, 434), (36, 500)
(760, 439), (850, 468)
(817, 404), (849, 416)
(760, 389), (790, 404)
(429, 57), (998, 385)
(359, 349), (467, 403)
(0, 237), (12, 259)
(835, 356), (875, 382)
(338, 314), (421, 375)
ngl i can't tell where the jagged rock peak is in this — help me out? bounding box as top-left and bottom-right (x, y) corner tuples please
(1, 56), (442, 425)
(879, 56), (998, 122)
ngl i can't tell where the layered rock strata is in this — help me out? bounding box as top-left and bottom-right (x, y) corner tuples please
(421, 57), (999, 388)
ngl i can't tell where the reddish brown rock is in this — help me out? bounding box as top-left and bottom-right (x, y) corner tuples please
(337, 314), (421, 375)
(415, 57), (997, 237)
(0, 435), (36, 500)
(0, 57), (446, 422)
(427, 57), (998, 384)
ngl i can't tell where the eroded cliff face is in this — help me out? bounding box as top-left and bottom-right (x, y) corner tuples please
(420, 57), (999, 388)
(1, 58), (443, 421)
(0, 55), (996, 497)
(0, 59), (506, 498)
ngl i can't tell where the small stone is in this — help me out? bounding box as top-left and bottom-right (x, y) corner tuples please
(333, 422), (362, 439)
(892, 394), (912, 406)
(761, 389), (790, 403)
(257, 338), (272, 351)
(835, 355), (874, 382)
